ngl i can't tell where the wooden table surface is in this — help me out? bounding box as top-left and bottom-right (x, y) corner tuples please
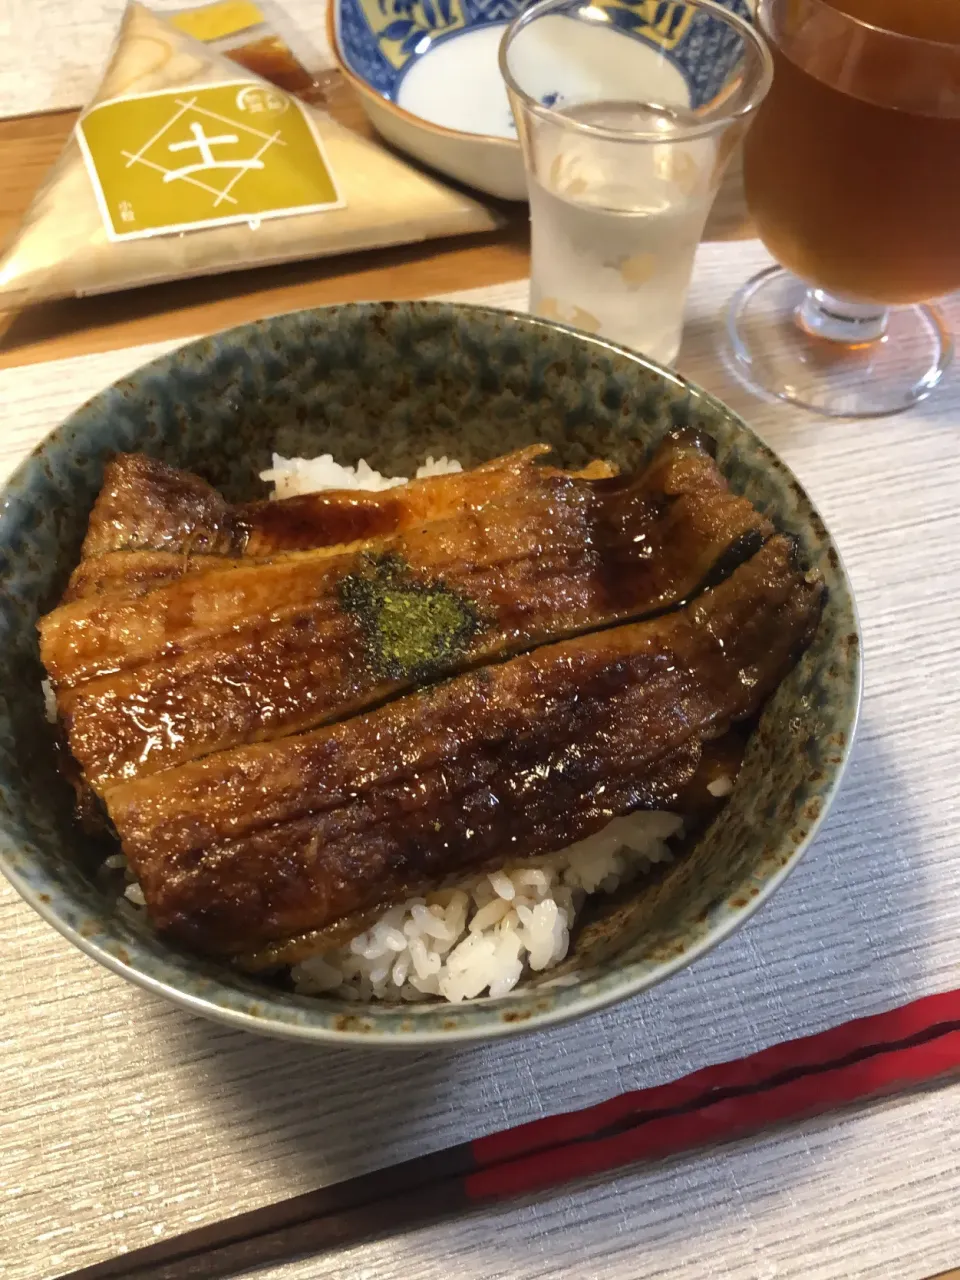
(2, 77), (957, 1280)
(0, 75), (528, 368)
(0, 72), (751, 369)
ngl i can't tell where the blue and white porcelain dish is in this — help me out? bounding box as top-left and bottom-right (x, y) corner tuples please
(329, 0), (756, 199)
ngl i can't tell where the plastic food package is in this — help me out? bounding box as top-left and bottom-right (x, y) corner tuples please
(0, 2), (498, 307)
(166, 1), (326, 102)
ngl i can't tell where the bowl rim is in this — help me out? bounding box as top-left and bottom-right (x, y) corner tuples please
(0, 300), (863, 1047)
(329, 0), (766, 152)
(500, 0), (773, 144)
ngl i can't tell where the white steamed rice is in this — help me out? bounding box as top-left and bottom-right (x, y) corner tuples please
(105, 449), (686, 1004)
(259, 452), (462, 498)
(291, 812), (682, 1004)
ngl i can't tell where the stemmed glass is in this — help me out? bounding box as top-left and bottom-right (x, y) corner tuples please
(728, 0), (960, 417)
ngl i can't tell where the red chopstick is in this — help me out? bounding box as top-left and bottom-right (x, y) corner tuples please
(473, 986), (960, 1171)
(471, 1016), (960, 1200)
(61, 989), (960, 1280)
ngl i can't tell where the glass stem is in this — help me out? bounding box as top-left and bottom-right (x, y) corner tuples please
(796, 288), (889, 345)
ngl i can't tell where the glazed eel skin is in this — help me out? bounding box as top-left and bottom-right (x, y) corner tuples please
(39, 432), (824, 962)
(105, 536), (824, 959)
(63, 455), (616, 604)
(78, 445), (554, 561)
(39, 429), (773, 791)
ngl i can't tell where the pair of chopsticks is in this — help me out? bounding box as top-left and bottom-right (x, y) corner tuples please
(63, 988), (960, 1280)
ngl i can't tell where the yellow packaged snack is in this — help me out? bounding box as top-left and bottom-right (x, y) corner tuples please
(0, 2), (499, 307)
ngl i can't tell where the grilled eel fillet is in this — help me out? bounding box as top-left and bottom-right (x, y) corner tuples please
(64, 452), (615, 603)
(76, 445), (614, 573)
(244, 731), (751, 970)
(80, 445), (551, 560)
(105, 536), (824, 959)
(39, 430), (774, 791)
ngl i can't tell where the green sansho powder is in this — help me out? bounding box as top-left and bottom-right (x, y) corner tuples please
(338, 553), (482, 682)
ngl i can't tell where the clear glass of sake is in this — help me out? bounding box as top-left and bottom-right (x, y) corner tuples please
(499, 0), (772, 366)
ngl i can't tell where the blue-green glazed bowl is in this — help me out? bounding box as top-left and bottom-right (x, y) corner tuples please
(0, 302), (861, 1046)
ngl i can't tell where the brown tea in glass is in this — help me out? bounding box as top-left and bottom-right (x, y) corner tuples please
(728, 0), (960, 417)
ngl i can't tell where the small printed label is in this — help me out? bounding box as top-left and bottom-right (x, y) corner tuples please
(76, 81), (342, 241)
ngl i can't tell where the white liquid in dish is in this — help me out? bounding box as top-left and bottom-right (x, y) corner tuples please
(395, 25), (514, 137)
(393, 14), (690, 139)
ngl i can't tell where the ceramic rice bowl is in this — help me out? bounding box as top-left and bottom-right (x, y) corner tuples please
(0, 301), (860, 1046)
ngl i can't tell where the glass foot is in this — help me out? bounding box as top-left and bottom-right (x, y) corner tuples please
(726, 266), (953, 418)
